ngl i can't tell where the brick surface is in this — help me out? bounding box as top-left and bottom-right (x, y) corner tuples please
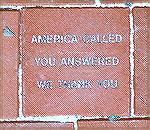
(101, 0), (150, 3)
(1, 0), (150, 5)
(22, 8), (130, 117)
(130, 0), (150, 2)
(133, 8), (150, 116)
(0, 11), (19, 119)
(78, 120), (150, 130)
(0, 122), (73, 130)
(1, 0), (150, 6)
(0, 0), (94, 6)
(0, 11), (2, 119)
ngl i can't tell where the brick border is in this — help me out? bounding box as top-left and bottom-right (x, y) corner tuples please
(0, 2), (150, 130)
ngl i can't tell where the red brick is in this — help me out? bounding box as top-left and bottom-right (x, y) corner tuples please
(0, 11), (2, 118)
(130, 0), (150, 2)
(0, 122), (73, 130)
(55, 0), (94, 3)
(133, 8), (150, 116)
(101, 0), (150, 3)
(101, 0), (125, 3)
(78, 120), (150, 130)
(1, 0), (150, 6)
(0, 11), (19, 119)
(0, 0), (94, 6)
(22, 8), (130, 117)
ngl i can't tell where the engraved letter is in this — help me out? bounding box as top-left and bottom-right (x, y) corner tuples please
(37, 35), (43, 43)
(82, 34), (89, 43)
(98, 57), (105, 65)
(116, 34), (122, 43)
(105, 57), (111, 66)
(41, 57), (48, 66)
(112, 57), (119, 65)
(64, 35), (71, 43)
(31, 35), (37, 43)
(35, 57), (41, 66)
(54, 35), (61, 43)
(61, 58), (67, 66)
(71, 35), (78, 43)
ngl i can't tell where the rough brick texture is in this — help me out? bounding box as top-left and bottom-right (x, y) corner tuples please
(0, 11), (19, 119)
(22, 8), (130, 117)
(133, 8), (150, 116)
(78, 120), (150, 130)
(0, 0), (94, 6)
(0, 122), (74, 130)
(102, 0), (150, 3)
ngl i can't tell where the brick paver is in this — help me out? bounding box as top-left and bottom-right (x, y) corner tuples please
(22, 8), (130, 117)
(0, 122), (74, 130)
(0, 11), (19, 119)
(133, 8), (150, 116)
(78, 120), (150, 130)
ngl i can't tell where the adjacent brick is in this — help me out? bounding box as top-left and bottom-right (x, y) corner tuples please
(0, 122), (73, 130)
(0, 11), (19, 119)
(0, 10), (2, 118)
(133, 8), (150, 116)
(1, 0), (150, 6)
(102, 0), (150, 3)
(22, 8), (130, 117)
(78, 120), (150, 130)
(0, 0), (94, 6)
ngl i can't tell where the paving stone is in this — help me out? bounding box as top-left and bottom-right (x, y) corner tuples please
(0, 0), (94, 6)
(0, 11), (20, 119)
(22, 8), (130, 117)
(133, 8), (150, 116)
(0, 122), (74, 130)
(78, 120), (150, 130)
(101, 0), (150, 4)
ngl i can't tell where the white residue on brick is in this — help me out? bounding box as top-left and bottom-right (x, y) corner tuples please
(129, 6), (135, 117)
(132, 3), (150, 8)
(0, 5), (23, 10)
(1, 3), (150, 9)
(74, 121), (78, 130)
(1, 115), (150, 122)
(0, 3), (128, 9)
(19, 116), (78, 123)
(18, 10), (24, 118)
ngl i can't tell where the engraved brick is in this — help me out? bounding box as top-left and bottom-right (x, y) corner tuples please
(133, 8), (150, 116)
(0, 11), (19, 119)
(22, 8), (130, 117)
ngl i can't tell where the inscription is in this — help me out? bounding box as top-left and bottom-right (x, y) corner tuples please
(37, 80), (53, 89)
(31, 34), (78, 44)
(35, 57), (56, 67)
(83, 34), (122, 44)
(34, 56), (119, 67)
(36, 80), (118, 89)
(58, 80), (91, 89)
(97, 80), (118, 89)
(32, 33), (124, 90)
(31, 34), (122, 44)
